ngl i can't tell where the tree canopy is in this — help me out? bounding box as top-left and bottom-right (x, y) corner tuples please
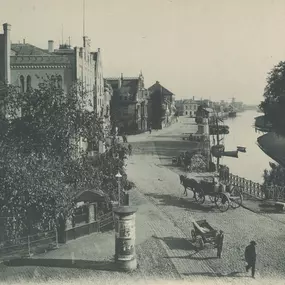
(260, 61), (285, 136)
(0, 77), (130, 239)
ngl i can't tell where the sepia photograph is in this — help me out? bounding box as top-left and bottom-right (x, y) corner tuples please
(0, 0), (285, 284)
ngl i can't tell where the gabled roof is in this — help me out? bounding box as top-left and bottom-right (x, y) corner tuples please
(11, 43), (50, 56)
(148, 81), (174, 96)
(106, 77), (140, 96)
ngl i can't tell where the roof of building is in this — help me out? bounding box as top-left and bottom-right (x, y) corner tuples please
(148, 81), (174, 96)
(106, 77), (140, 96)
(11, 43), (50, 56)
(10, 43), (73, 67)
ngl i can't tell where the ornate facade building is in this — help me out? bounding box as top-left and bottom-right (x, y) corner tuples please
(0, 23), (107, 153)
(106, 72), (149, 134)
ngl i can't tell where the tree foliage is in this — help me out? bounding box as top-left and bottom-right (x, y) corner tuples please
(263, 162), (285, 187)
(260, 61), (285, 136)
(0, 78), (130, 239)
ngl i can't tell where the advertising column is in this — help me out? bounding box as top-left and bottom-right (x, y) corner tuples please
(113, 206), (138, 271)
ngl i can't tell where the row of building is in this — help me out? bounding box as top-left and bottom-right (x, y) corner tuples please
(0, 23), (177, 153)
(175, 97), (244, 117)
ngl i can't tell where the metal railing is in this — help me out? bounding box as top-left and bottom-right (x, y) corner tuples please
(0, 229), (58, 260)
(219, 170), (285, 202)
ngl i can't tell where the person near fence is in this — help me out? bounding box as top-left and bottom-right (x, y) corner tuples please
(216, 230), (224, 258)
(128, 144), (132, 156)
(245, 241), (257, 278)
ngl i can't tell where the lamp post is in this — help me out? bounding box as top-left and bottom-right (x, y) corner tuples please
(115, 171), (122, 206)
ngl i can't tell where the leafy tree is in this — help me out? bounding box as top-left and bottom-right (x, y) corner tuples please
(263, 162), (285, 187)
(260, 61), (285, 136)
(0, 78), (131, 239)
(2, 77), (104, 158)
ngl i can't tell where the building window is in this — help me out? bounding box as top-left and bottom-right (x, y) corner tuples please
(51, 75), (56, 87)
(20, 75), (25, 93)
(185, 111), (188, 115)
(26, 75), (31, 92)
(57, 75), (62, 89)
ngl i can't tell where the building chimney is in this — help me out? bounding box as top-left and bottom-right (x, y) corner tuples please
(48, 40), (54, 52)
(23, 38), (25, 44)
(3, 23), (11, 84)
(193, 96), (195, 100)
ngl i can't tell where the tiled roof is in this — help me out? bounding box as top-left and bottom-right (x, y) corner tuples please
(106, 77), (139, 96)
(148, 82), (174, 96)
(10, 43), (73, 67)
(11, 43), (50, 56)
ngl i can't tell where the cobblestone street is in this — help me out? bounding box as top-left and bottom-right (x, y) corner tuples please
(1, 117), (285, 285)
(126, 117), (285, 283)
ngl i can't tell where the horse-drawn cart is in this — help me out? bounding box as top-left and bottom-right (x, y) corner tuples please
(180, 175), (243, 212)
(191, 219), (217, 249)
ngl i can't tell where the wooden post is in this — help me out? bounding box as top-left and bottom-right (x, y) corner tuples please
(28, 235), (31, 257)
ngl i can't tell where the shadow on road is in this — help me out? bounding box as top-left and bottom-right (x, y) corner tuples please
(152, 235), (197, 251)
(4, 258), (117, 272)
(145, 193), (217, 213)
(183, 271), (249, 278)
(131, 140), (199, 159)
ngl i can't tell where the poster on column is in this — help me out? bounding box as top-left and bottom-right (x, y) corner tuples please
(117, 238), (135, 259)
(118, 219), (135, 239)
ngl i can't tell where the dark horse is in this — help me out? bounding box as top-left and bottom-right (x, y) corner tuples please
(179, 174), (199, 197)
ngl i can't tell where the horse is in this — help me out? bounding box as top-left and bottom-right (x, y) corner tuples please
(179, 174), (199, 197)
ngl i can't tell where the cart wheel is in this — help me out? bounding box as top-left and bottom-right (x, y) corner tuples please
(230, 187), (243, 209)
(215, 193), (230, 212)
(191, 230), (196, 242)
(197, 236), (204, 249)
(194, 189), (205, 204)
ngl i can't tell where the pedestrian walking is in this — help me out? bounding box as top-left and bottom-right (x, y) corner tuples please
(216, 230), (224, 258)
(128, 144), (132, 155)
(149, 127), (152, 134)
(245, 241), (257, 278)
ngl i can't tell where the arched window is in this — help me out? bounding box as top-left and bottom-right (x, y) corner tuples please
(57, 75), (62, 89)
(26, 75), (31, 92)
(51, 75), (56, 87)
(20, 75), (25, 93)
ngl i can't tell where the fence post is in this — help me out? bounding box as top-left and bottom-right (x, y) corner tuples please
(55, 228), (59, 249)
(27, 235), (32, 257)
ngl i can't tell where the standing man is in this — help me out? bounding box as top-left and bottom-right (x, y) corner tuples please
(245, 241), (257, 278)
(216, 230), (224, 258)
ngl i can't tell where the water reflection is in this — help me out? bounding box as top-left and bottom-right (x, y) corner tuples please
(217, 110), (274, 183)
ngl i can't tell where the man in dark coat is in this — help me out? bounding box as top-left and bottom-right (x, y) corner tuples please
(245, 241), (257, 278)
(216, 230), (224, 258)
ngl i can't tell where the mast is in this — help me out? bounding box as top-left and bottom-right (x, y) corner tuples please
(216, 115), (220, 170)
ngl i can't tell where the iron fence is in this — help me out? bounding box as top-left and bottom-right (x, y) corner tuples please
(0, 229), (58, 260)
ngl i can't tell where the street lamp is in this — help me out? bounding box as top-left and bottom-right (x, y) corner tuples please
(115, 171), (122, 206)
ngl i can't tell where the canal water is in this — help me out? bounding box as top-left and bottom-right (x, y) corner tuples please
(217, 110), (274, 184)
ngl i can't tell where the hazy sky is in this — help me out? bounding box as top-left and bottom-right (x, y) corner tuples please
(2, 0), (285, 104)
